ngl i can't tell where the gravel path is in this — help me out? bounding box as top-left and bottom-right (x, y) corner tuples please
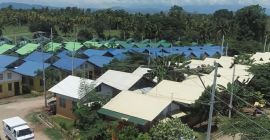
(0, 96), (49, 140)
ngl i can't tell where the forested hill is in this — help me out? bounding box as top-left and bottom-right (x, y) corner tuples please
(0, 4), (269, 55)
(1, 2), (270, 15)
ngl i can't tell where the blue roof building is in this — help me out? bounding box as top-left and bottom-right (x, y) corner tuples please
(0, 55), (19, 68)
(83, 49), (107, 57)
(53, 57), (86, 72)
(23, 51), (53, 63)
(57, 50), (72, 58)
(88, 55), (113, 68)
(13, 61), (50, 77)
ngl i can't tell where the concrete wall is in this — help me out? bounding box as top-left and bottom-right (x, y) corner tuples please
(56, 95), (77, 119)
(0, 70), (22, 98)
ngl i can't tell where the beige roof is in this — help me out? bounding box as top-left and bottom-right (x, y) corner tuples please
(48, 75), (99, 99)
(96, 70), (143, 90)
(188, 60), (205, 68)
(203, 64), (253, 88)
(148, 79), (205, 104)
(252, 52), (270, 64)
(204, 56), (234, 68)
(102, 91), (171, 121)
(132, 66), (151, 77)
(147, 64), (253, 104)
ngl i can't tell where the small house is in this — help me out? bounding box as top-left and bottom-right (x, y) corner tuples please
(98, 91), (172, 127)
(23, 51), (59, 64)
(48, 75), (100, 119)
(13, 61), (50, 92)
(0, 68), (22, 98)
(96, 70), (155, 97)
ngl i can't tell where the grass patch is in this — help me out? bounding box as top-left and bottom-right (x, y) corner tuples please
(3, 25), (32, 38)
(43, 128), (64, 140)
(52, 115), (74, 130)
(22, 91), (43, 98)
(104, 30), (121, 38)
(26, 112), (41, 124)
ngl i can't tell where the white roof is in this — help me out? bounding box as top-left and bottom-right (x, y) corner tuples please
(147, 65), (253, 105)
(204, 56), (234, 68)
(252, 52), (270, 64)
(48, 75), (99, 99)
(3, 117), (27, 128)
(102, 91), (171, 121)
(132, 66), (151, 77)
(205, 64), (253, 88)
(148, 79), (205, 104)
(97, 70), (143, 90)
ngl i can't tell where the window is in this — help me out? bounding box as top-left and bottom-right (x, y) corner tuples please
(40, 79), (44, 86)
(0, 74), (3, 80)
(7, 73), (12, 79)
(59, 97), (66, 108)
(8, 83), (12, 91)
(0, 85), (2, 93)
(72, 101), (77, 110)
(30, 79), (34, 86)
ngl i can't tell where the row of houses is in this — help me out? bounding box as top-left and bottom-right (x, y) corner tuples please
(48, 51), (255, 127)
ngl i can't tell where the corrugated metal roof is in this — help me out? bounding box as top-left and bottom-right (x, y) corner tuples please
(64, 42), (84, 51)
(0, 44), (15, 54)
(23, 51), (53, 63)
(83, 49), (107, 57)
(88, 55), (113, 68)
(13, 61), (50, 77)
(48, 75), (100, 99)
(53, 57), (86, 71)
(97, 70), (143, 90)
(45, 42), (62, 52)
(0, 55), (19, 68)
(100, 91), (171, 122)
(148, 79), (205, 104)
(16, 43), (39, 55)
(57, 50), (71, 58)
(132, 66), (151, 77)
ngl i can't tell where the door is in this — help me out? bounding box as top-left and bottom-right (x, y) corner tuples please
(14, 82), (20, 95)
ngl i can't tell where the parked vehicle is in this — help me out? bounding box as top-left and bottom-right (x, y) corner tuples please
(2, 116), (34, 140)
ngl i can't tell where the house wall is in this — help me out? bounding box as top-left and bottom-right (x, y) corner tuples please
(98, 84), (120, 97)
(22, 76), (43, 92)
(56, 95), (77, 119)
(0, 70), (22, 98)
(74, 62), (96, 79)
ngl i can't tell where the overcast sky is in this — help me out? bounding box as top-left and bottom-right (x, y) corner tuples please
(0, 0), (269, 8)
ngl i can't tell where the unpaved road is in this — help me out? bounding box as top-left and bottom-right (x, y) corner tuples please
(0, 96), (49, 140)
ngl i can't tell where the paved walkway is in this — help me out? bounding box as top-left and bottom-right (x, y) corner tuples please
(0, 96), (49, 140)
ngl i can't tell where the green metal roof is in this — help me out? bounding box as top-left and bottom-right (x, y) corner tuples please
(83, 41), (103, 48)
(45, 42), (62, 52)
(16, 43), (39, 55)
(64, 42), (84, 51)
(0, 44), (15, 54)
(98, 108), (148, 125)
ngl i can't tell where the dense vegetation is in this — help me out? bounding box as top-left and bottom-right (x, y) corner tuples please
(0, 4), (269, 55)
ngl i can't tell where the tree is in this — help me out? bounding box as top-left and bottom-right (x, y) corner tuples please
(235, 5), (267, 41)
(150, 118), (195, 140)
(145, 55), (189, 83)
(74, 80), (110, 140)
(77, 29), (93, 42)
(234, 54), (255, 65)
(248, 63), (270, 99)
(219, 115), (270, 140)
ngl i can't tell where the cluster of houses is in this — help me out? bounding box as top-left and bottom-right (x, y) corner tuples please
(47, 52), (270, 127)
(0, 38), (223, 99)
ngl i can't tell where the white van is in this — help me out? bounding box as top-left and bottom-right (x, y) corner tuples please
(2, 116), (34, 140)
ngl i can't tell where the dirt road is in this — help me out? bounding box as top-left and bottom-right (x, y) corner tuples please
(0, 96), (49, 140)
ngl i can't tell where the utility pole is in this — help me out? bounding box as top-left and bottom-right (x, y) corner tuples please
(221, 35), (225, 54)
(72, 26), (77, 76)
(228, 65), (236, 118)
(226, 43), (229, 56)
(42, 43), (47, 107)
(263, 35), (268, 52)
(50, 27), (53, 52)
(206, 62), (218, 140)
